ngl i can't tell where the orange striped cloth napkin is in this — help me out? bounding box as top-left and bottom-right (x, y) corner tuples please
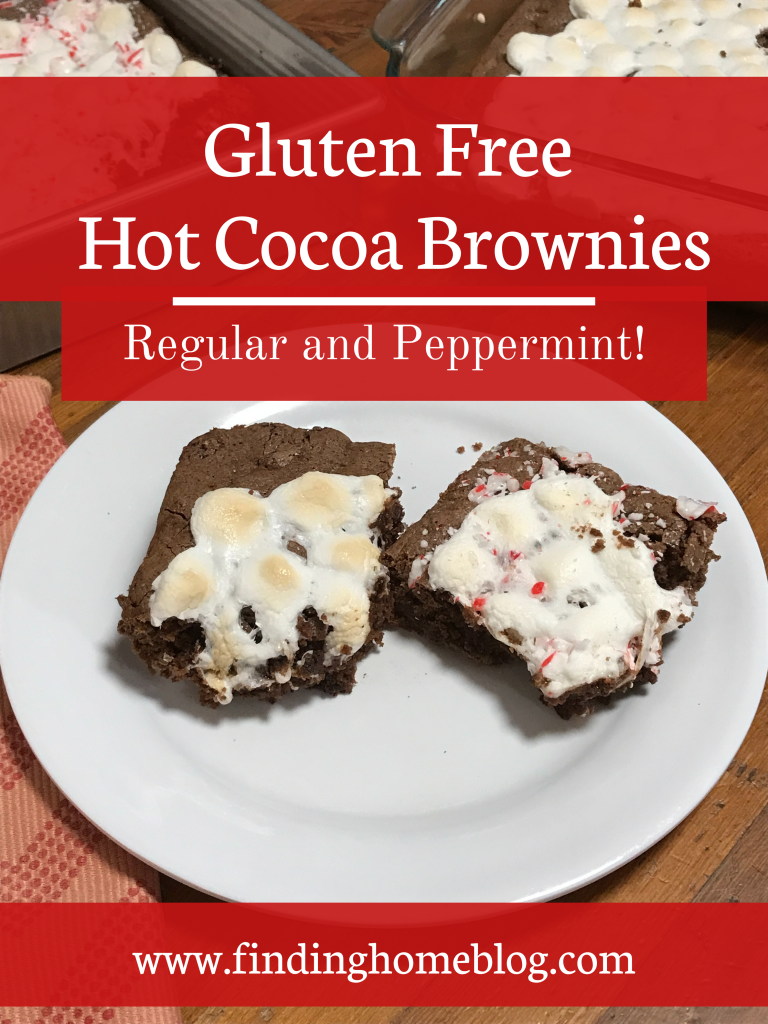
(0, 376), (181, 1024)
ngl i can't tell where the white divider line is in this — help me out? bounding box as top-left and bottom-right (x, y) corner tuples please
(172, 296), (596, 307)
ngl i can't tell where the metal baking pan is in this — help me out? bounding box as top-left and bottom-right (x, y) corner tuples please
(142, 0), (357, 77)
(0, 303), (61, 372)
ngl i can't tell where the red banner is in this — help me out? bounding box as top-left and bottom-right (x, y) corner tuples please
(1, 78), (767, 304)
(0, 902), (767, 1007)
(8, 77), (760, 398)
(61, 285), (704, 401)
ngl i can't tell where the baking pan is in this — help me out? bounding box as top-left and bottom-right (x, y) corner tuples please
(142, 0), (357, 77)
(0, 303), (61, 372)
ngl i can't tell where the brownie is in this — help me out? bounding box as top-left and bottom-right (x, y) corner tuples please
(383, 438), (725, 718)
(118, 422), (404, 706)
(471, 0), (573, 76)
(470, 1), (768, 77)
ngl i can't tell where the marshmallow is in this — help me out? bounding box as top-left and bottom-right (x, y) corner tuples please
(548, 32), (590, 68)
(588, 41), (636, 72)
(173, 59), (218, 76)
(506, 31), (548, 69)
(152, 474), (392, 704)
(564, 18), (613, 45)
(143, 28), (183, 71)
(522, 59), (576, 74)
(569, 0), (612, 20)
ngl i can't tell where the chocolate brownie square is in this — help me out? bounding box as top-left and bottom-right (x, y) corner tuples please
(118, 422), (404, 706)
(383, 438), (725, 718)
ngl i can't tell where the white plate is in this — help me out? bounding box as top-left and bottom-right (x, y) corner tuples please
(1, 401), (766, 906)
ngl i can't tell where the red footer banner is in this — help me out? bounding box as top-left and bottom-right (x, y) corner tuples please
(0, 903), (765, 1007)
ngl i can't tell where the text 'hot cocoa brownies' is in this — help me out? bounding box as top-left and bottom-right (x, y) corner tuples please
(118, 422), (404, 706)
(383, 439), (725, 718)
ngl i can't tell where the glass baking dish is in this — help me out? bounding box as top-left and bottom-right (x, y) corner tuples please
(373, 0), (519, 75)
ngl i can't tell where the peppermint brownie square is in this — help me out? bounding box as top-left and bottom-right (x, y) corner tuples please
(383, 439), (725, 718)
(118, 422), (404, 706)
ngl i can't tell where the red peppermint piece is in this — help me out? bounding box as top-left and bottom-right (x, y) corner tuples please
(531, 581), (545, 596)
(541, 652), (556, 668)
(523, 480), (532, 490)
(473, 596), (486, 611)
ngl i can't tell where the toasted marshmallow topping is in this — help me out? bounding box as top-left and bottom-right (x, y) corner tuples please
(0, 0), (216, 77)
(505, 0), (768, 76)
(424, 468), (692, 702)
(150, 474), (390, 704)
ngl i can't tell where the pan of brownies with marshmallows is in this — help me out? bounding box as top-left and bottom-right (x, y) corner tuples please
(0, 401), (765, 904)
(373, 0), (768, 75)
(0, 0), (355, 76)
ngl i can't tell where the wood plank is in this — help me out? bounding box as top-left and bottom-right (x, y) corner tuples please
(180, 1007), (607, 1024)
(594, 1007), (768, 1023)
(181, 1006), (405, 1024)
(695, 796), (768, 903)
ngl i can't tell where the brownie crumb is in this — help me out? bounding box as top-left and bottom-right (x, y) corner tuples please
(456, 446), (466, 454)
(472, 442), (483, 452)
(239, 605), (258, 633)
(757, 29), (768, 48)
(591, 538), (606, 553)
(287, 540), (308, 560)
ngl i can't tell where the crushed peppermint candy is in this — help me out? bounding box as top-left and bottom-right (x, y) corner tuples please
(408, 551), (432, 588)
(468, 472), (520, 503)
(0, 0), (216, 76)
(676, 496), (718, 520)
(554, 446), (594, 467)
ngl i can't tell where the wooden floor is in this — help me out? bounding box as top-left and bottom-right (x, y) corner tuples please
(12, 302), (768, 1023)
